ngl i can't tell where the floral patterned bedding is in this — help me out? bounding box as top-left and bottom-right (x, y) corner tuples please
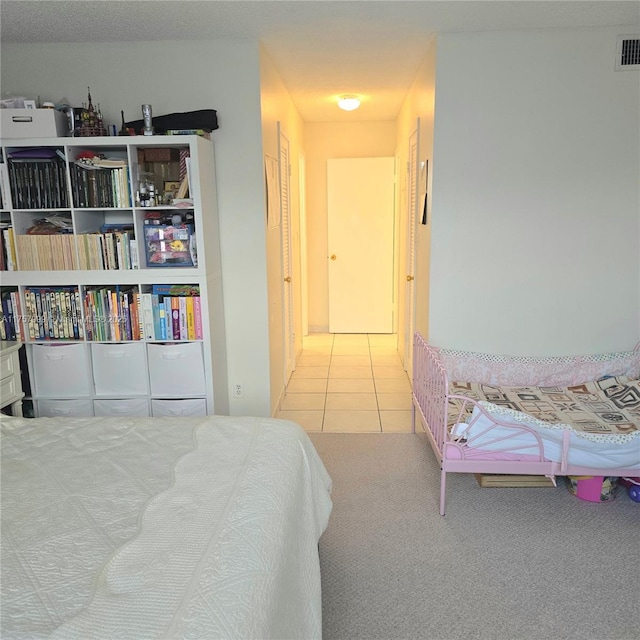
(449, 376), (640, 445)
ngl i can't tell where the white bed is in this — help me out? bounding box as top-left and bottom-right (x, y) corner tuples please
(1, 414), (332, 640)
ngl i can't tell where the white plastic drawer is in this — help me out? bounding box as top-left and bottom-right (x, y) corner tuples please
(31, 343), (91, 398)
(0, 349), (19, 382)
(37, 399), (94, 418)
(93, 398), (150, 417)
(147, 342), (206, 397)
(151, 398), (207, 417)
(91, 342), (149, 396)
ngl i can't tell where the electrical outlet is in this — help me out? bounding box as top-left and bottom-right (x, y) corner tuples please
(233, 383), (243, 397)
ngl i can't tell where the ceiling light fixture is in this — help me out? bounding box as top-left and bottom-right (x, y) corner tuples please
(337, 95), (360, 111)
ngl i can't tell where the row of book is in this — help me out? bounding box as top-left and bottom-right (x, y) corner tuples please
(83, 286), (139, 341)
(0, 290), (25, 341)
(8, 158), (70, 209)
(84, 285), (203, 342)
(70, 163), (131, 209)
(147, 285), (203, 342)
(77, 231), (138, 271)
(15, 233), (78, 271)
(2, 229), (139, 271)
(0, 287), (83, 341)
(0, 285), (204, 342)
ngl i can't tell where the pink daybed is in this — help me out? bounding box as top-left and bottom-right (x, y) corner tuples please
(411, 333), (640, 515)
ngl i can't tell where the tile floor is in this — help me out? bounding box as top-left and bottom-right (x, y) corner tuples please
(275, 333), (414, 433)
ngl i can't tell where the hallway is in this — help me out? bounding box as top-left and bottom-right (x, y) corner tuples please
(275, 333), (413, 433)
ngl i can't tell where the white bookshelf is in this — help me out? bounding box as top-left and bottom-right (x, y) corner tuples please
(0, 135), (228, 417)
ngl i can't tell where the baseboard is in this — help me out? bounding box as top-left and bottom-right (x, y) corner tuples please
(272, 385), (287, 418)
(307, 325), (329, 334)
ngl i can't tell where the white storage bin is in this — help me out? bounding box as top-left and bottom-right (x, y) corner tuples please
(37, 399), (94, 418)
(31, 343), (91, 398)
(93, 398), (150, 417)
(151, 398), (207, 417)
(91, 342), (149, 396)
(1, 109), (68, 138)
(147, 342), (206, 397)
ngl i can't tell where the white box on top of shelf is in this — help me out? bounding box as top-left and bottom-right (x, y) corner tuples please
(1, 109), (69, 138)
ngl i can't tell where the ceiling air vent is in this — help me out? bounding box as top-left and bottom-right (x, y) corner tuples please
(615, 35), (640, 70)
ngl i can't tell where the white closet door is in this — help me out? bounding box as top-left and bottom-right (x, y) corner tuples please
(404, 121), (419, 379)
(328, 157), (395, 333)
(278, 124), (295, 383)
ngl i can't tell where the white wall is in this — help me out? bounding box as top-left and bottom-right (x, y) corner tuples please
(430, 28), (640, 356)
(259, 46), (305, 415)
(1, 40), (273, 415)
(395, 41), (437, 364)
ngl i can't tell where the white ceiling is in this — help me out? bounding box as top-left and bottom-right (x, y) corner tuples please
(2, 1), (638, 121)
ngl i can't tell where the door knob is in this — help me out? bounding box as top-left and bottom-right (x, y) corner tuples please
(284, 276), (291, 282)
(330, 254), (337, 261)
(406, 275), (414, 281)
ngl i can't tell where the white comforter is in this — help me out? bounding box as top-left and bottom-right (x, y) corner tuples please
(1, 414), (332, 640)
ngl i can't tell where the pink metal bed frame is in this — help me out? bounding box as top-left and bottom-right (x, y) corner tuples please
(411, 333), (640, 515)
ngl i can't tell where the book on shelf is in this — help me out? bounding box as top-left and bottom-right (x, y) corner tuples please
(151, 294), (162, 340)
(140, 293), (155, 341)
(186, 295), (196, 340)
(2, 227), (17, 270)
(165, 129), (211, 140)
(11, 291), (25, 341)
(0, 230), (6, 271)
(0, 157), (11, 210)
(130, 239), (139, 269)
(178, 296), (188, 340)
(150, 284), (200, 296)
(170, 298), (180, 340)
(1, 292), (16, 341)
(193, 296), (203, 339)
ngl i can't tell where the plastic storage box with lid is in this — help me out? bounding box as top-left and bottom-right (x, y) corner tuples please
(1, 109), (68, 138)
(144, 224), (195, 267)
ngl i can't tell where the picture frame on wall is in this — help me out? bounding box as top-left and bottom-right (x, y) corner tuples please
(421, 159), (428, 225)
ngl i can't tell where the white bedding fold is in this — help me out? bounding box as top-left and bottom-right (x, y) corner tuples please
(1, 415), (332, 640)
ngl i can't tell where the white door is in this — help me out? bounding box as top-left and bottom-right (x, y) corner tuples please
(278, 125), (295, 383)
(327, 157), (395, 333)
(404, 122), (419, 378)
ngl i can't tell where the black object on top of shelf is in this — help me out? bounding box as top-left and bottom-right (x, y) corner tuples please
(125, 109), (218, 135)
